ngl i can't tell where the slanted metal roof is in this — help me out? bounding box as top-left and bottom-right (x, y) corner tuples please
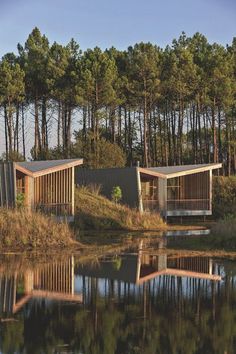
(15, 159), (83, 177)
(139, 163), (222, 179)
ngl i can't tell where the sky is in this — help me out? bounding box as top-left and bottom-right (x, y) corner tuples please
(0, 0), (235, 156)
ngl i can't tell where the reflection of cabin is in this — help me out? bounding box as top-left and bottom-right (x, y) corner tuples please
(0, 257), (82, 316)
(76, 249), (221, 285)
(5, 159), (82, 220)
(76, 163), (221, 218)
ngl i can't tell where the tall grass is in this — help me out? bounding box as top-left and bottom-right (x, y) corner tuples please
(74, 186), (166, 231)
(0, 208), (76, 250)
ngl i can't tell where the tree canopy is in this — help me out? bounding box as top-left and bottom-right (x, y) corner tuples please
(0, 28), (235, 173)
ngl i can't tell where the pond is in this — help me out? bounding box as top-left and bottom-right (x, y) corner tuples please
(0, 237), (236, 354)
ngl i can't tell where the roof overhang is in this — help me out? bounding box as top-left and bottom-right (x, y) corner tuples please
(15, 159), (83, 178)
(138, 163), (222, 179)
(136, 268), (221, 284)
(138, 167), (166, 179)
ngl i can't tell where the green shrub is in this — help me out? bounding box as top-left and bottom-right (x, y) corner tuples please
(111, 186), (122, 204)
(16, 193), (25, 209)
(213, 176), (236, 219)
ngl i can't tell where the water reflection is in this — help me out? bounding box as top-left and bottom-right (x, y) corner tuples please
(0, 241), (235, 354)
(0, 257), (81, 317)
(76, 240), (221, 287)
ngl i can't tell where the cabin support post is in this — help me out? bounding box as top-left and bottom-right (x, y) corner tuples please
(71, 167), (75, 217)
(209, 170), (212, 214)
(137, 169), (143, 213)
(164, 178), (168, 221)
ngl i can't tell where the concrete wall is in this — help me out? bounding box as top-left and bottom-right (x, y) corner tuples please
(76, 167), (140, 209)
(0, 162), (16, 208)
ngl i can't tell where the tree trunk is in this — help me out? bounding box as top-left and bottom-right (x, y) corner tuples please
(4, 104), (9, 161)
(21, 103), (26, 160)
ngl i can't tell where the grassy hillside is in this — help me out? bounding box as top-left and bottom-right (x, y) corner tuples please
(0, 208), (77, 250)
(74, 186), (166, 231)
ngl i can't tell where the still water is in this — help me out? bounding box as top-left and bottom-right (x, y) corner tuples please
(0, 239), (236, 354)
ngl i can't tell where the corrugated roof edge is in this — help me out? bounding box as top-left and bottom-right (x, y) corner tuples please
(138, 163), (222, 179)
(15, 159), (83, 177)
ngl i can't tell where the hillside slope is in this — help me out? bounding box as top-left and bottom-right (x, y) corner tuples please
(74, 187), (166, 231)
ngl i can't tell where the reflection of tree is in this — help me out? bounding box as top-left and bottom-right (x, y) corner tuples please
(0, 320), (24, 353)
(0, 274), (236, 353)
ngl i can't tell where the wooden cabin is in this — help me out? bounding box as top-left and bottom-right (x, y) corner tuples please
(15, 159), (83, 220)
(76, 163), (222, 218)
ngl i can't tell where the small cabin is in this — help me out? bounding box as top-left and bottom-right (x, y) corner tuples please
(0, 159), (83, 220)
(76, 163), (222, 218)
(15, 159), (83, 220)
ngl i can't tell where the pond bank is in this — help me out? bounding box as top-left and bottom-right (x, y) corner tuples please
(168, 218), (236, 252)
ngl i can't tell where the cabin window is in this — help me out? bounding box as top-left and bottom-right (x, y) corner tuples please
(140, 177), (159, 211)
(141, 179), (158, 200)
(167, 177), (180, 200)
(16, 171), (26, 195)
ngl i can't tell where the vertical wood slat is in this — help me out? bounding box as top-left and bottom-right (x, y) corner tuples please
(30, 166), (75, 217)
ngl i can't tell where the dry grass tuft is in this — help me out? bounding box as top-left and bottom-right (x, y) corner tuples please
(0, 208), (77, 250)
(74, 186), (166, 231)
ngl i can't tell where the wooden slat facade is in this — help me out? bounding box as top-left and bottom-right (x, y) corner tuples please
(166, 171), (210, 212)
(0, 160), (81, 220)
(140, 170), (212, 217)
(33, 167), (73, 216)
(14, 159), (83, 218)
(0, 257), (80, 316)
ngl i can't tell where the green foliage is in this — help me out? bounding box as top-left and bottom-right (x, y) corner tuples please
(112, 256), (122, 270)
(0, 58), (25, 105)
(111, 186), (122, 203)
(213, 176), (236, 218)
(0, 151), (25, 162)
(54, 133), (127, 169)
(0, 28), (236, 172)
(1, 260), (236, 354)
(16, 193), (25, 209)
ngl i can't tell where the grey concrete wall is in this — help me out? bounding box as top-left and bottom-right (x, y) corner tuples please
(0, 162), (16, 208)
(76, 167), (140, 209)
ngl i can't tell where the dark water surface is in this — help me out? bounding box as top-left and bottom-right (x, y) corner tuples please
(0, 238), (236, 354)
